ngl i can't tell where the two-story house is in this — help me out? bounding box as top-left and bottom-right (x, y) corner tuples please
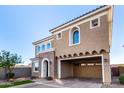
(30, 5), (113, 85)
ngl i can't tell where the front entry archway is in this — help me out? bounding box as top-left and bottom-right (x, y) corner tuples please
(41, 58), (50, 78)
(43, 60), (48, 77)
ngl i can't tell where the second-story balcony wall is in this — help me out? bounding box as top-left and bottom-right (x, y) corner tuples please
(32, 36), (55, 57)
(35, 41), (55, 56)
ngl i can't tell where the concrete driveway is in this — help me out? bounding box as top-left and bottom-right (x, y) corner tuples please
(12, 77), (124, 88)
(13, 78), (102, 88)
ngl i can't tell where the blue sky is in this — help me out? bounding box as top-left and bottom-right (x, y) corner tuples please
(0, 5), (124, 65)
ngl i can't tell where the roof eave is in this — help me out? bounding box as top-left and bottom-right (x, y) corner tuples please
(49, 5), (111, 33)
(32, 35), (54, 45)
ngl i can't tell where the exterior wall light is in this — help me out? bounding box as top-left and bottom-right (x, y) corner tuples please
(104, 59), (108, 62)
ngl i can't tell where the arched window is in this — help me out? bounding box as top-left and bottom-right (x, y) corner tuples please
(73, 31), (79, 44)
(42, 44), (45, 51)
(47, 43), (51, 49)
(69, 26), (80, 46)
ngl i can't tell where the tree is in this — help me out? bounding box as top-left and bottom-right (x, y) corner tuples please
(0, 50), (22, 79)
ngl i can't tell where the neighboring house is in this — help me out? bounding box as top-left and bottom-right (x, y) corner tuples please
(111, 64), (124, 76)
(111, 64), (120, 77)
(30, 5), (113, 85)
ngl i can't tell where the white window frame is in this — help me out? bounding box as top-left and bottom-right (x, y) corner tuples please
(33, 61), (39, 72)
(35, 45), (40, 55)
(41, 44), (45, 52)
(69, 26), (80, 46)
(90, 17), (100, 29)
(56, 32), (62, 40)
(72, 30), (80, 45)
(37, 45), (40, 53)
(47, 42), (51, 50)
(35, 41), (54, 55)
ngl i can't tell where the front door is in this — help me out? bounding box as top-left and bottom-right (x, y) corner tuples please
(43, 61), (48, 77)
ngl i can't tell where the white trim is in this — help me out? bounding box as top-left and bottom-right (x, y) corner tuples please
(90, 17), (100, 29)
(51, 6), (111, 33)
(30, 57), (40, 61)
(58, 59), (61, 79)
(69, 26), (80, 46)
(53, 11), (108, 35)
(36, 39), (54, 46)
(46, 42), (52, 50)
(60, 54), (102, 61)
(56, 32), (62, 40)
(41, 58), (50, 78)
(33, 35), (54, 45)
(101, 55), (105, 83)
(39, 48), (55, 54)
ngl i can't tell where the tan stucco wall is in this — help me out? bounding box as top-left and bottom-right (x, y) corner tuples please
(102, 53), (111, 84)
(73, 65), (102, 78)
(61, 62), (73, 78)
(54, 14), (109, 57)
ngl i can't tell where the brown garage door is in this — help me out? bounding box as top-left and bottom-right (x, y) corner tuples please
(73, 63), (102, 78)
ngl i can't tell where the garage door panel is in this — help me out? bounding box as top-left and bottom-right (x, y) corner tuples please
(74, 65), (102, 78)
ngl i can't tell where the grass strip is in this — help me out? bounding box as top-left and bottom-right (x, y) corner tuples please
(0, 80), (33, 88)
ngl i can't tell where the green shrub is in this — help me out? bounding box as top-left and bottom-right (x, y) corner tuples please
(119, 75), (124, 84)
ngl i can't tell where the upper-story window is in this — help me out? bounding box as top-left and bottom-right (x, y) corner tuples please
(69, 26), (80, 46)
(37, 45), (40, 53)
(56, 32), (62, 40)
(73, 31), (79, 44)
(47, 43), (51, 49)
(41, 44), (45, 51)
(35, 41), (53, 55)
(90, 17), (100, 29)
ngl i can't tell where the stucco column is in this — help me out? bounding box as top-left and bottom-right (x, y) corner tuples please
(48, 62), (51, 77)
(102, 53), (111, 85)
(39, 60), (42, 78)
(58, 59), (61, 79)
(41, 59), (44, 78)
